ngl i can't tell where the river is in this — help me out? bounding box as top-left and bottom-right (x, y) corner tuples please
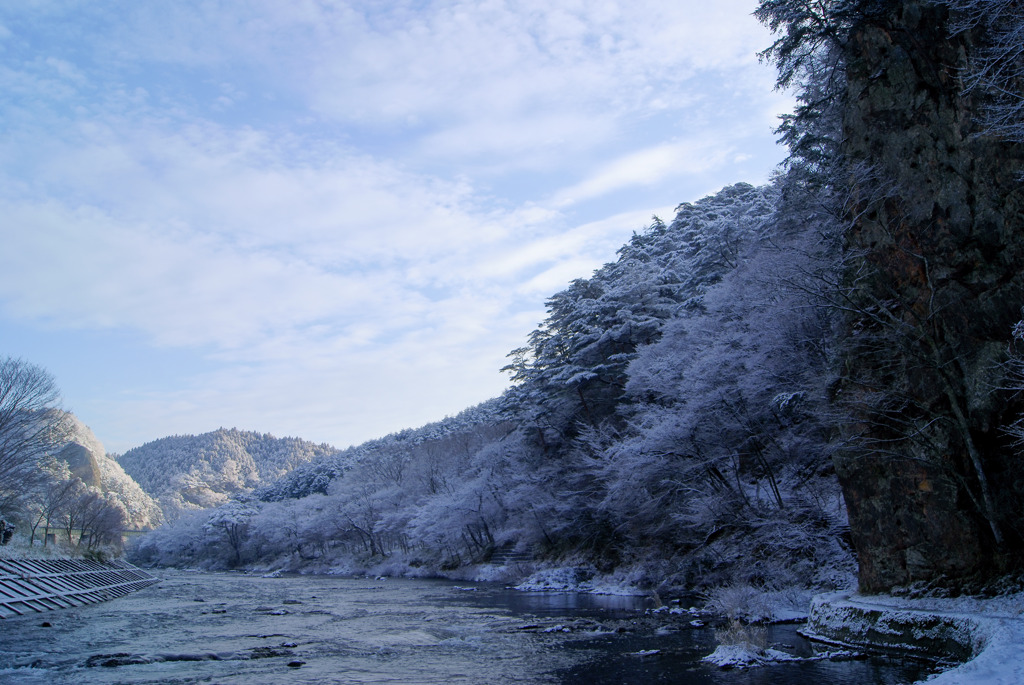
(0, 570), (936, 684)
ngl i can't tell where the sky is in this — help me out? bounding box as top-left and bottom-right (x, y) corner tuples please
(0, 0), (792, 454)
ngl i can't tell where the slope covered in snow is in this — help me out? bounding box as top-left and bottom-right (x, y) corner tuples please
(57, 413), (163, 530)
(117, 428), (341, 519)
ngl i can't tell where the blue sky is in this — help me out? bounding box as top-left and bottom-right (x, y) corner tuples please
(0, 1), (791, 453)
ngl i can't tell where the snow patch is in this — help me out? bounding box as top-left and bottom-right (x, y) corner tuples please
(804, 591), (1024, 684)
(514, 567), (646, 596)
(701, 645), (798, 668)
(928, 617), (1024, 685)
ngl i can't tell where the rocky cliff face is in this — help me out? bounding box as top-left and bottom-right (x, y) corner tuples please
(55, 413), (164, 529)
(58, 443), (102, 488)
(835, 1), (1024, 591)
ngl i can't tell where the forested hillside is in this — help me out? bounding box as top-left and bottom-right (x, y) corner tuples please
(0, 386), (161, 554)
(133, 180), (857, 600)
(133, 0), (1024, 604)
(60, 413), (163, 531)
(117, 429), (341, 519)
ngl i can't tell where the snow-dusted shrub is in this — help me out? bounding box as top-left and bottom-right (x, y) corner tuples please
(706, 584), (778, 622)
(704, 583), (816, 623)
(715, 618), (768, 651)
(515, 567), (596, 592)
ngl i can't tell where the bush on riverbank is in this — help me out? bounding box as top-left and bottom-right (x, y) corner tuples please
(0, 532), (123, 562)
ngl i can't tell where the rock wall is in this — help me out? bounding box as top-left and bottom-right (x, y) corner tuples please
(59, 443), (102, 488)
(802, 592), (979, 663)
(835, 0), (1024, 591)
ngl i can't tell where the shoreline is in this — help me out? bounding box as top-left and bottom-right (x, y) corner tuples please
(803, 591), (1024, 684)
(30, 551), (1019, 682)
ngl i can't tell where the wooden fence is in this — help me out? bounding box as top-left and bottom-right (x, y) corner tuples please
(0, 558), (159, 619)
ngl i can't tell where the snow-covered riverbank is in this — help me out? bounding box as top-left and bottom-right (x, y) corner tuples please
(0, 570), (934, 684)
(803, 591), (1024, 684)
(513, 567), (1024, 682)
(144, 555), (1024, 682)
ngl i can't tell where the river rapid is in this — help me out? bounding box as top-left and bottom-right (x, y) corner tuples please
(0, 570), (935, 684)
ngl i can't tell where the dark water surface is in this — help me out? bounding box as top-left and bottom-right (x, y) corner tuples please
(0, 571), (936, 684)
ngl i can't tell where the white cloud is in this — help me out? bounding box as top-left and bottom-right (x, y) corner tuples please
(0, 115), (560, 360)
(15, 1), (772, 154)
(416, 113), (616, 168)
(552, 139), (733, 207)
(0, 0), (790, 449)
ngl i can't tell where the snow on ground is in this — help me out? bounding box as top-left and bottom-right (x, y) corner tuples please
(869, 594), (1024, 685)
(701, 644), (801, 668)
(513, 567), (648, 596)
(928, 616), (1024, 685)
(809, 591), (1024, 684)
(0, 538), (73, 560)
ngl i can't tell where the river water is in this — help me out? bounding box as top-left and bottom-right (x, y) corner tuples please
(0, 571), (936, 684)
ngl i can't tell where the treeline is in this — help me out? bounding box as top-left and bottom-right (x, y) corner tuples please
(117, 428), (343, 520)
(0, 361), (161, 554)
(133, 179), (857, 595)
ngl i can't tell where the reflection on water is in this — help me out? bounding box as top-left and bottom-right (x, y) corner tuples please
(0, 570), (936, 684)
(460, 585), (656, 617)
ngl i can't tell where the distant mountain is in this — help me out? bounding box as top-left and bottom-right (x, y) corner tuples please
(57, 413), (164, 530)
(116, 428), (341, 519)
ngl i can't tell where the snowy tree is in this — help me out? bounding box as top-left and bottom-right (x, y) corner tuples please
(504, 184), (779, 449)
(75, 490), (128, 552)
(949, 0), (1024, 142)
(254, 455), (348, 501)
(26, 462), (76, 546)
(0, 357), (72, 519)
(130, 508), (210, 567)
(577, 186), (847, 589)
(202, 496), (261, 567)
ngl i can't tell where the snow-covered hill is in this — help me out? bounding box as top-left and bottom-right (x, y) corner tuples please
(58, 413), (164, 530)
(116, 428), (341, 519)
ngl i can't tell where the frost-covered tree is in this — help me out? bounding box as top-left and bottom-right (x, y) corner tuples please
(132, 401), (519, 570)
(130, 508), (210, 567)
(0, 357), (72, 519)
(949, 0), (1024, 142)
(254, 455), (348, 501)
(74, 489), (128, 552)
(504, 184), (780, 449)
(600, 216), (845, 587)
(202, 496), (261, 567)
(26, 462), (76, 546)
